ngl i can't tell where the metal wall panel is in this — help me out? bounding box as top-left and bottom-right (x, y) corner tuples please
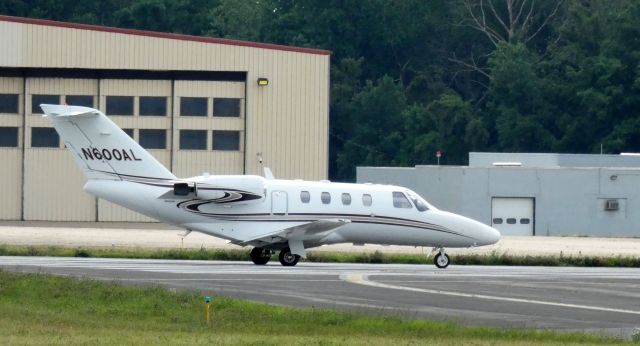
(0, 77), (23, 128)
(1, 18), (330, 221)
(23, 150), (95, 220)
(0, 22), (21, 66)
(0, 149), (22, 219)
(3, 19), (329, 179)
(23, 77), (97, 221)
(244, 54), (329, 180)
(0, 77), (23, 220)
(172, 80), (245, 178)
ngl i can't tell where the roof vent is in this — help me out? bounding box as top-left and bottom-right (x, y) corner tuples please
(492, 162), (522, 167)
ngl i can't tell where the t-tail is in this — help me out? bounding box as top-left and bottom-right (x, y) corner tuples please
(40, 104), (176, 181)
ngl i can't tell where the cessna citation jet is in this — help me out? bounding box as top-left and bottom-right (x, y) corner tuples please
(41, 104), (500, 268)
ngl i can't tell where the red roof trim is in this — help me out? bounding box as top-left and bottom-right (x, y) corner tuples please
(0, 15), (331, 56)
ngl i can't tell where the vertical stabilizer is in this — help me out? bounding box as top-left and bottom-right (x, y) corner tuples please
(40, 104), (176, 181)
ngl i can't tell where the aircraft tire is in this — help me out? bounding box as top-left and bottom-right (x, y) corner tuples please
(250, 247), (271, 265)
(434, 253), (450, 269)
(279, 247), (300, 267)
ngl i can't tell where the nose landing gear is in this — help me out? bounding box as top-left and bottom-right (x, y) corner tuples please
(433, 247), (450, 269)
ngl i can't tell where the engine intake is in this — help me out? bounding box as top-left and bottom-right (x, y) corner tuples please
(173, 182), (195, 196)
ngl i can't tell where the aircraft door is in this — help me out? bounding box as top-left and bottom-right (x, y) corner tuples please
(271, 191), (288, 215)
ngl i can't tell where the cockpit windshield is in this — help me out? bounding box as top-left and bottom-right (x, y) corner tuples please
(406, 190), (435, 212)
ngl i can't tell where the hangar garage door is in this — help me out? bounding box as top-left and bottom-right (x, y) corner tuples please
(491, 197), (534, 236)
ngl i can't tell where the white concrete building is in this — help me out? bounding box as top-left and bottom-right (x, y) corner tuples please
(358, 153), (640, 237)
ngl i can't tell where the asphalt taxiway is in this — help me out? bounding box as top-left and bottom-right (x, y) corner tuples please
(1, 257), (639, 338)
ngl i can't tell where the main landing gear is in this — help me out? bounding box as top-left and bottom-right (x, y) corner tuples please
(250, 247), (301, 267)
(278, 247), (300, 267)
(250, 247), (272, 265)
(434, 247), (450, 269)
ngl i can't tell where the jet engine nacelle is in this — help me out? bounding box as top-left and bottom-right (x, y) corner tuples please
(174, 175), (265, 204)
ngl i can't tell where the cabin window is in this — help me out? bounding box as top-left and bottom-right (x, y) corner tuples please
(300, 191), (310, 203)
(106, 96), (134, 116)
(392, 191), (412, 209)
(414, 199), (429, 212)
(362, 194), (372, 207)
(213, 98), (241, 117)
(65, 95), (94, 108)
(32, 94), (60, 114)
(506, 218), (517, 224)
(139, 129), (166, 149)
(407, 191), (429, 212)
(321, 192), (331, 204)
(341, 193), (351, 205)
(31, 127), (59, 148)
(180, 97), (208, 116)
(492, 218), (503, 224)
(139, 96), (167, 116)
(0, 127), (18, 147)
(520, 218), (530, 225)
(0, 94), (19, 113)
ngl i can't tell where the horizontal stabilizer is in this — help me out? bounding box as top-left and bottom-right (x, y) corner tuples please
(40, 104), (99, 118)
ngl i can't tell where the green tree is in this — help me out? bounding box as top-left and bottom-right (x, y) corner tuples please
(485, 43), (556, 151)
(335, 76), (406, 180)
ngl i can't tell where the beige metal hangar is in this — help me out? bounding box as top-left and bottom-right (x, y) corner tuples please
(0, 15), (330, 222)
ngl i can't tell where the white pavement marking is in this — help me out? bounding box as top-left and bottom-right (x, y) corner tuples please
(341, 272), (640, 316)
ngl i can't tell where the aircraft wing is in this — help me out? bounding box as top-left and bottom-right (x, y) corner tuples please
(238, 218), (350, 247)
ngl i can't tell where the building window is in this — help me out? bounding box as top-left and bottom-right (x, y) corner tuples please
(0, 127), (18, 147)
(321, 192), (331, 204)
(341, 193), (351, 205)
(492, 218), (503, 225)
(106, 96), (134, 115)
(122, 128), (134, 138)
(506, 218), (517, 224)
(520, 218), (530, 225)
(362, 194), (372, 207)
(180, 130), (207, 150)
(139, 96), (167, 116)
(139, 129), (166, 149)
(65, 95), (93, 108)
(31, 127), (59, 148)
(180, 97), (207, 116)
(392, 191), (412, 208)
(32, 95), (59, 114)
(300, 191), (310, 203)
(212, 130), (240, 151)
(213, 98), (240, 117)
(0, 94), (19, 113)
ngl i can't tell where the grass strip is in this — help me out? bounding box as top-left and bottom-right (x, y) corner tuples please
(1, 244), (639, 267)
(0, 270), (632, 345)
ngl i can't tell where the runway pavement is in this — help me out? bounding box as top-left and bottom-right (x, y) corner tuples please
(1, 256), (639, 339)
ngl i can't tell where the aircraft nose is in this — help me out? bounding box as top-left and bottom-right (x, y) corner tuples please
(478, 224), (501, 245)
(435, 211), (501, 246)
(456, 214), (501, 246)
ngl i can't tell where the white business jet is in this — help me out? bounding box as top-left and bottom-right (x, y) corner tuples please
(41, 104), (500, 268)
